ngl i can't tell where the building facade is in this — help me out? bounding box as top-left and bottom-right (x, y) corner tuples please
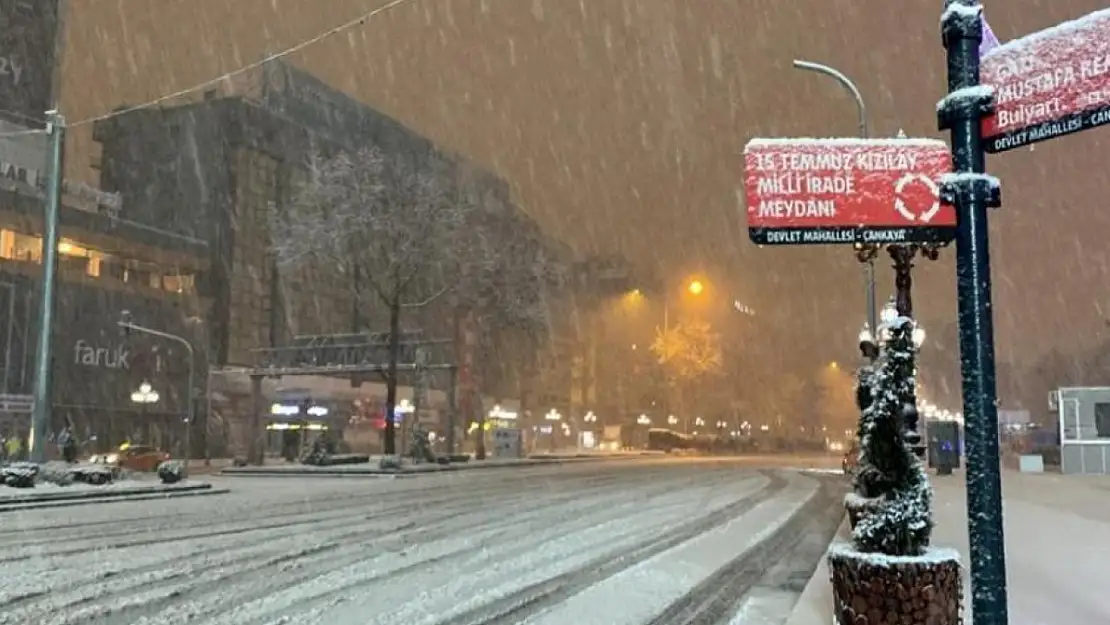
(92, 61), (574, 455)
(0, 156), (208, 453)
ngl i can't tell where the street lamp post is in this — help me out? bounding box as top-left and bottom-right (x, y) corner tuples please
(118, 313), (196, 474)
(876, 299), (928, 458)
(130, 381), (160, 439)
(792, 60), (877, 345)
(545, 409), (561, 451)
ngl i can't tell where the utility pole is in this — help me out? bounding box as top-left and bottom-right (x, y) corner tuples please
(28, 110), (65, 463)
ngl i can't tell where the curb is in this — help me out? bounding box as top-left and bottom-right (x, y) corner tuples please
(219, 453), (658, 478)
(0, 486), (230, 512)
(784, 517), (849, 625)
(0, 482), (215, 506)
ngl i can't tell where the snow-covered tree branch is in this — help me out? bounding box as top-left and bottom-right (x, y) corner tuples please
(268, 145), (562, 454)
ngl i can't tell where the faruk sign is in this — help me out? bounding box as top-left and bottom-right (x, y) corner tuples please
(982, 8), (1110, 153)
(73, 340), (130, 370)
(742, 138), (954, 245)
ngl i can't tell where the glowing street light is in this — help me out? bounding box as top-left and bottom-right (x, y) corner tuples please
(859, 323), (875, 344)
(637, 414), (652, 426)
(130, 381), (159, 405)
(912, 325), (927, 348)
(583, 411), (598, 423)
(880, 299), (899, 324)
(687, 280), (705, 296)
(545, 409), (562, 421)
(667, 415), (678, 425)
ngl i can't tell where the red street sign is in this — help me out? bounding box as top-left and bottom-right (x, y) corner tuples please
(743, 138), (955, 246)
(981, 8), (1110, 153)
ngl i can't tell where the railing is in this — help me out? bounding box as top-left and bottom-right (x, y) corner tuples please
(250, 332), (455, 374)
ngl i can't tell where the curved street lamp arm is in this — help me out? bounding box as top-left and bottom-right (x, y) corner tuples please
(117, 321), (195, 359)
(792, 59), (868, 139)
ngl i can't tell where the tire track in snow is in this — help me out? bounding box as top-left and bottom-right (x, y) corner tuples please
(643, 475), (845, 625)
(422, 471), (788, 625)
(1, 467), (633, 547)
(93, 470), (764, 625)
(0, 467), (645, 560)
(1, 465), (705, 625)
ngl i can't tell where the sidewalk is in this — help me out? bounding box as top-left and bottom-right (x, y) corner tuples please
(786, 470), (1110, 625)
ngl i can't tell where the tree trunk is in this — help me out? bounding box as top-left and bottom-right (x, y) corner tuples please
(384, 298), (401, 456)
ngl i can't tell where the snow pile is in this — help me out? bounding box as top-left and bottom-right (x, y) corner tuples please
(850, 316), (934, 556)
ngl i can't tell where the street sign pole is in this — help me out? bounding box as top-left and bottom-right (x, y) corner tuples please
(939, 2), (1008, 623)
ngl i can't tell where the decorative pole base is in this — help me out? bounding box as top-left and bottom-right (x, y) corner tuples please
(829, 544), (963, 625)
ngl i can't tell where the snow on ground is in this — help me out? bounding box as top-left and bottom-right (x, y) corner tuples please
(521, 471), (820, 625)
(0, 458), (843, 625)
(730, 591), (800, 625)
(931, 471), (1110, 625)
(785, 470), (1110, 625)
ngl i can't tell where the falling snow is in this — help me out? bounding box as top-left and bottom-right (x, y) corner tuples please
(0, 1), (1104, 623)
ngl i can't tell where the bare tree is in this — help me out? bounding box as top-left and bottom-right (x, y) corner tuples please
(271, 146), (557, 457)
(449, 191), (564, 457)
(271, 146), (473, 455)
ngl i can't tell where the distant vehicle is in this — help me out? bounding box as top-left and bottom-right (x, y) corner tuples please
(643, 428), (692, 452)
(842, 441), (860, 475)
(89, 444), (171, 473)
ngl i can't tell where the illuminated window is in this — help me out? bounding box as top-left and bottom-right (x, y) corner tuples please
(0, 230), (13, 258)
(0, 228), (198, 296)
(162, 273), (195, 294)
(11, 232), (41, 262)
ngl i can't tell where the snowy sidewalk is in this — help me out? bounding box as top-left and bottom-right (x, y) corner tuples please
(786, 470), (1110, 625)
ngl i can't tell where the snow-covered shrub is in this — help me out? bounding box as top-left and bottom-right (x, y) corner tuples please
(39, 461), (76, 486)
(157, 460), (185, 484)
(2, 462), (39, 488)
(850, 317), (933, 556)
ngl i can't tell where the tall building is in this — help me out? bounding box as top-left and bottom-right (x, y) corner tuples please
(0, 120), (208, 451)
(93, 61), (572, 455)
(0, 1), (210, 453)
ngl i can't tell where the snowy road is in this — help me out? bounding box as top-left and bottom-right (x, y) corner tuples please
(0, 459), (845, 625)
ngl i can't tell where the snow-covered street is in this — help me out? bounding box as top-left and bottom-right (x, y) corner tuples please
(0, 459), (844, 625)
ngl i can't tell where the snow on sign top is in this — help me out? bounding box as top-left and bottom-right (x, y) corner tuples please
(981, 8), (1110, 152)
(742, 138), (955, 247)
(982, 7), (1110, 61)
(744, 137), (948, 149)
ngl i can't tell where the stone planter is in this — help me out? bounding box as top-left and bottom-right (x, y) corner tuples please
(844, 493), (880, 531)
(828, 543), (961, 625)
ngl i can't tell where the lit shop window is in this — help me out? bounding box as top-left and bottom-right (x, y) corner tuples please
(0, 228), (198, 295)
(58, 238), (102, 277)
(9, 231), (41, 262)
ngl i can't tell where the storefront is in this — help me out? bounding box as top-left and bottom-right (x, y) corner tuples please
(265, 397), (343, 459)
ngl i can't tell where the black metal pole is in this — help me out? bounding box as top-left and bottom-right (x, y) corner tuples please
(888, 244), (925, 459)
(889, 246), (915, 318)
(939, 2), (1008, 623)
